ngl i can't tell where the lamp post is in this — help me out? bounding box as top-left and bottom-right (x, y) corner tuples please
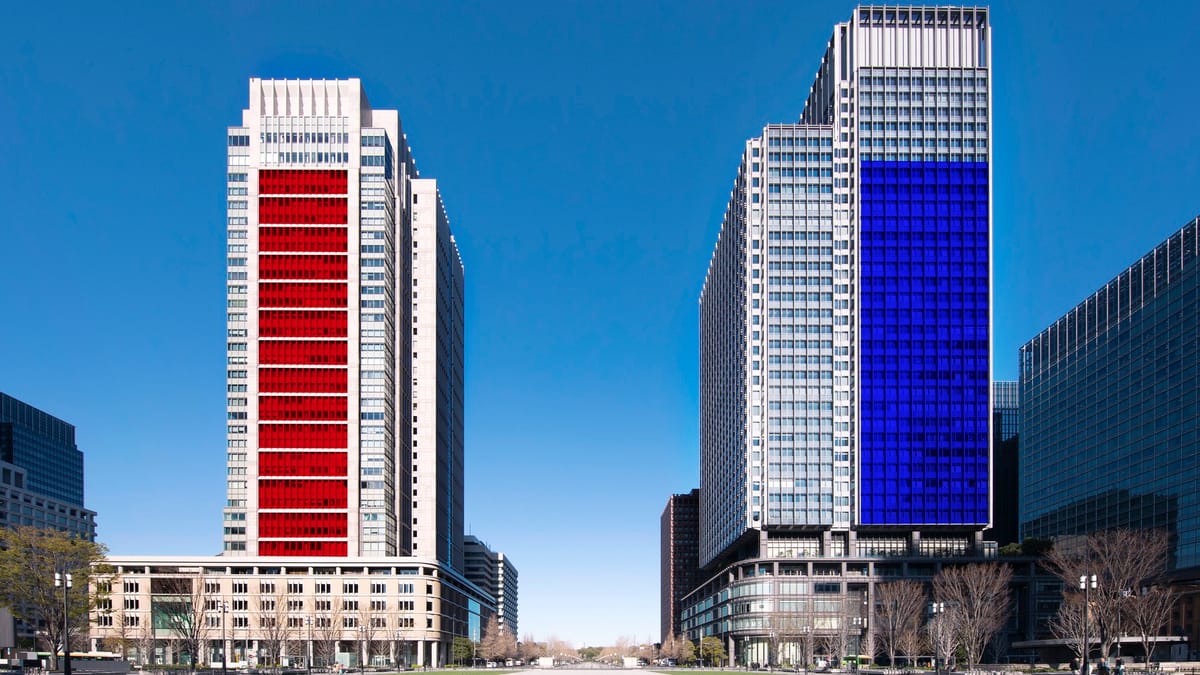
(221, 601), (229, 675)
(358, 625), (367, 670)
(55, 571), (73, 675)
(305, 617), (313, 675)
(801, 627), (810, 675)
(1081, 575), (1097, 675)
(930, 602), (945, 675)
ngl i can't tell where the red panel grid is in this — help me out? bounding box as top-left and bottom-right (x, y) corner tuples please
(258, 368), (347, 393)
(259, 395), (348, 421)
(259, 512), (348, 538)
(259, 255), (347, 280)
(259, 282), (346, 308)
(260, 340), (348, 366)
(259, 197), (347, 224)
(258, 423), (346, 448)
(259, 310), (347, 338)
(259, 451), (348, 477)
(259, 478), (347, 508)
(258, 540), (348, 557)
(259, 169), (348, 195)
(260, 227), (348, 253)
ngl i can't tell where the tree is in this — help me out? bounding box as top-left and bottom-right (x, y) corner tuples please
(817, 598), (852, 668)
(1044, 529), (1172, 664)
(1049, 594), (1094, 667)
(679, 638), (696, 665)
(700, 636), (726, 667)
(1127, 586), (1176, 665)
(312, 606), (344, 669)
(926, 607), (958, 674)
(875, 580), (926, 667)
(0, 526), (109, 669)
(518, 633), (543, 662)
(155, 575), (214, 670)
(933, 562), (1012, 670)
(255, 586), (294, 672)
(660, 632), (680, 662)
(451, 636), (475, 665)
(478, 615), (508, 662)
(357, 605), (382, 667)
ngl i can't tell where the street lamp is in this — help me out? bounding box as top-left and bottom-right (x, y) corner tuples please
(305, 617), (313, 675)
(1081, 575), (1097, 675)
(1116, 589), (1131, 664)
(394, 630), (405, 670)
(221, 601), (230, 675)
(930, 602), (946, 675)
(54, 571), (73, 675)
(359, 625), (368, 670)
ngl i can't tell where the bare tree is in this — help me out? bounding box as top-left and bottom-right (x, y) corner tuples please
(312, 605), (344, 668)
(817, 599), (850, 668)
(875, 580), (926, 667)
(1044, 530), (1172, 663)
(927, 609), (958, 674)
(933, 563), (1012, 670)
(1126, 586), (1176, 666)
(255, 586), (294, 671)
(519, 633), (544, 662)
(135, 613), (157, 666)
(1049, 594), (1094, 667)
(156, 575), (214, 671)
(776, 601), (816, 669)
(357, 605), (384, 666)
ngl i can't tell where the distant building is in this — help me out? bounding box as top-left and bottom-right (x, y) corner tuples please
(463, 535), (519, 637)
(0, 392), (97, 650)
(660, 489), (699, 643)
(988, 381), (1019, 547)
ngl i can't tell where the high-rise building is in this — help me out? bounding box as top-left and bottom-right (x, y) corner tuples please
(989, 381), (1019, 546)
(700, 5), (991, 569)
(660, 489), (700, 643)
(463, 535), (519, 637)
(1020, 216), (1200, 568)
(0, 392), (96, 539)
(87, 79), (483, 669)
(688, 7), (992, 662)
(1, 392), (97, 651)
(223, 78), (464, 567)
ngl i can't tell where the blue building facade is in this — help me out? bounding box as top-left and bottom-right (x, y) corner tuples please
(1020, 216), (1200, 571)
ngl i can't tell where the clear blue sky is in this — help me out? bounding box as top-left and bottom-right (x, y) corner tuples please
(1, 0), (1198, 648)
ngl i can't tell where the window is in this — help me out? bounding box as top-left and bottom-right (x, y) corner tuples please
(343, 582), (358, 594)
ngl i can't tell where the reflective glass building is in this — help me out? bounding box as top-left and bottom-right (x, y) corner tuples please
(1020, 216), (1200, 571)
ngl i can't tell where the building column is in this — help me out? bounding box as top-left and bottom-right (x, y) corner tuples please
(417, 640), (426, 668)
(430, 641), (439, 667)
(909, 531), (921, 556)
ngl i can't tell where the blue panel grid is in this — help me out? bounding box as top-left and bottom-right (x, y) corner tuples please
(858, 161), (990, 526)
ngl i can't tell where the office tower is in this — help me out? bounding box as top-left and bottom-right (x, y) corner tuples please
(463, 536), (519, 637)
(989, 381), (1019, 546)
(660, 489), (700, 643)
(1020, 216), (1200, 568)
(700, 6), (991, 569)
(224, 78), (465, 566)
(1, 392), (97, 652)
(0, 392), (96, 539)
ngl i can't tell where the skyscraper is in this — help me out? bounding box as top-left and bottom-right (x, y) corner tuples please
(700, 5), (991, 569)
(224, 79), (464, 566)
(1020, 216), (1200, 567)
(688, 7), (992, 662)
